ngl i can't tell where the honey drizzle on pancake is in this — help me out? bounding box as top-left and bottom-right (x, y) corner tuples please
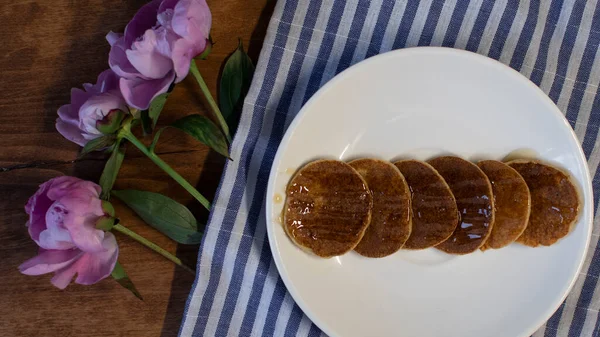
(428, 156), (495, 254)
(284, 160), (373, 257)
(478, 160), (531, 250)
(508, 160), (580, 247)
(350, 159), (412, 257)
(394, 160), (459, 249)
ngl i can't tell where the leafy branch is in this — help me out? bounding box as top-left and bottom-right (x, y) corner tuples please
(89, 40), (255, 298)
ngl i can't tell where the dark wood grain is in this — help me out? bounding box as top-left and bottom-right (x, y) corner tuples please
(0, 0), (273, 336)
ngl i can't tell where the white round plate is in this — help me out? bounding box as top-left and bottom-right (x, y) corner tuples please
(265, 47), (593, 337)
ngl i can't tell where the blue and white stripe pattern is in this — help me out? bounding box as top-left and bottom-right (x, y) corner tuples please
(180, 0), (600, 336)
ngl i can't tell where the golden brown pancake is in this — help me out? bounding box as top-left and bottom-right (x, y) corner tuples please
(428, 156), (495, 254)
(283, 159), (373, 257)
(507, 160), (580, 247)
(349, 159), (412, 257)
(394, 160), (459, 249)
(478, 160), (531, 250)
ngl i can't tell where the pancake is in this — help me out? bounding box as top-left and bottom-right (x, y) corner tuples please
(477, 160), (531, 250)
(428, 156), (495, 254)
(349, 159), (412, 257)
(394, 160), (459, 249)
(283, 159), (373, 257)
(508, 160), (581, 247)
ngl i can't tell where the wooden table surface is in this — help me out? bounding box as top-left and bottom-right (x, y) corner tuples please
(0, 0), (273, 335)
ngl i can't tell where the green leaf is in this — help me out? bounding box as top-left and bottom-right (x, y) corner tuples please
(99, 139), (125, 200)
(140, 109), (153, 136)
(219, 39), (255, 135)
(148, 93), (169, 128)
(149, 127), (167, 153)
(112, 189), (202, 244)
(111, 262), (143, 300)
(171, 114), (230, 158)
(81, 134), (116, 156)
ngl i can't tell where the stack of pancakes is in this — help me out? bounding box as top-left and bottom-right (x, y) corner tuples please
(283, 157), (581, 258)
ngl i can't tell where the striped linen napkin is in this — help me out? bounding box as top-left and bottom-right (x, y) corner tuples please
(179, 0), (600, 336)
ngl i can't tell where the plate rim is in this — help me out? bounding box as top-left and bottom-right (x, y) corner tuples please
(265, 46), (594, 337)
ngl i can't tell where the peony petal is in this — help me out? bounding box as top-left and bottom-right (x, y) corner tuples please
(106, 31), (122, 46)
(25, 179), (56, 242)
(59, 194), (105, 253)
(39, 228), (74, 250)
(120, 71), (175, 110)
(51, 265), (79, 289)
(124, 0), (162, 45)
(154, 26), (178, 59)
(57, 104), (78, 125)
(44, 178), (104, 252)
(19, 249), (81, 276)
(156, 6), (175, 39)
(90, 69), (120, 94)
(46, 178), (101, 201)
(82, 83), (94, 91)
(126, 29), (173, 79)
(158, 0), (178, 13)
(108, 36), (140, 79)
(172, 0), (212, 41)
(49, 233), (117, 289)
(172, 37), (206, 81)
(74, 232), (119, 285)
(63, 212), (105, 253)
(45, 201), (68, 229)
(27, 176), (82, 243)
(70, 88), (93, 114)
(82, 180), (103, 197)
(56, 119), (86, 146)
(38, 201), (74, 250)
(78, 91), (128, 136)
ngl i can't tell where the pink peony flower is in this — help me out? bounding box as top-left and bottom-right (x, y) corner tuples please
(107, 0), (211, 110)
(19, 176), (119, 289)
(56, 69), (128, 147)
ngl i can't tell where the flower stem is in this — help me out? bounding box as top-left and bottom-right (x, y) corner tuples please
(120, 129), (211, 211)
(113, 224), (195, 275)
(189, 60), (232, 143)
